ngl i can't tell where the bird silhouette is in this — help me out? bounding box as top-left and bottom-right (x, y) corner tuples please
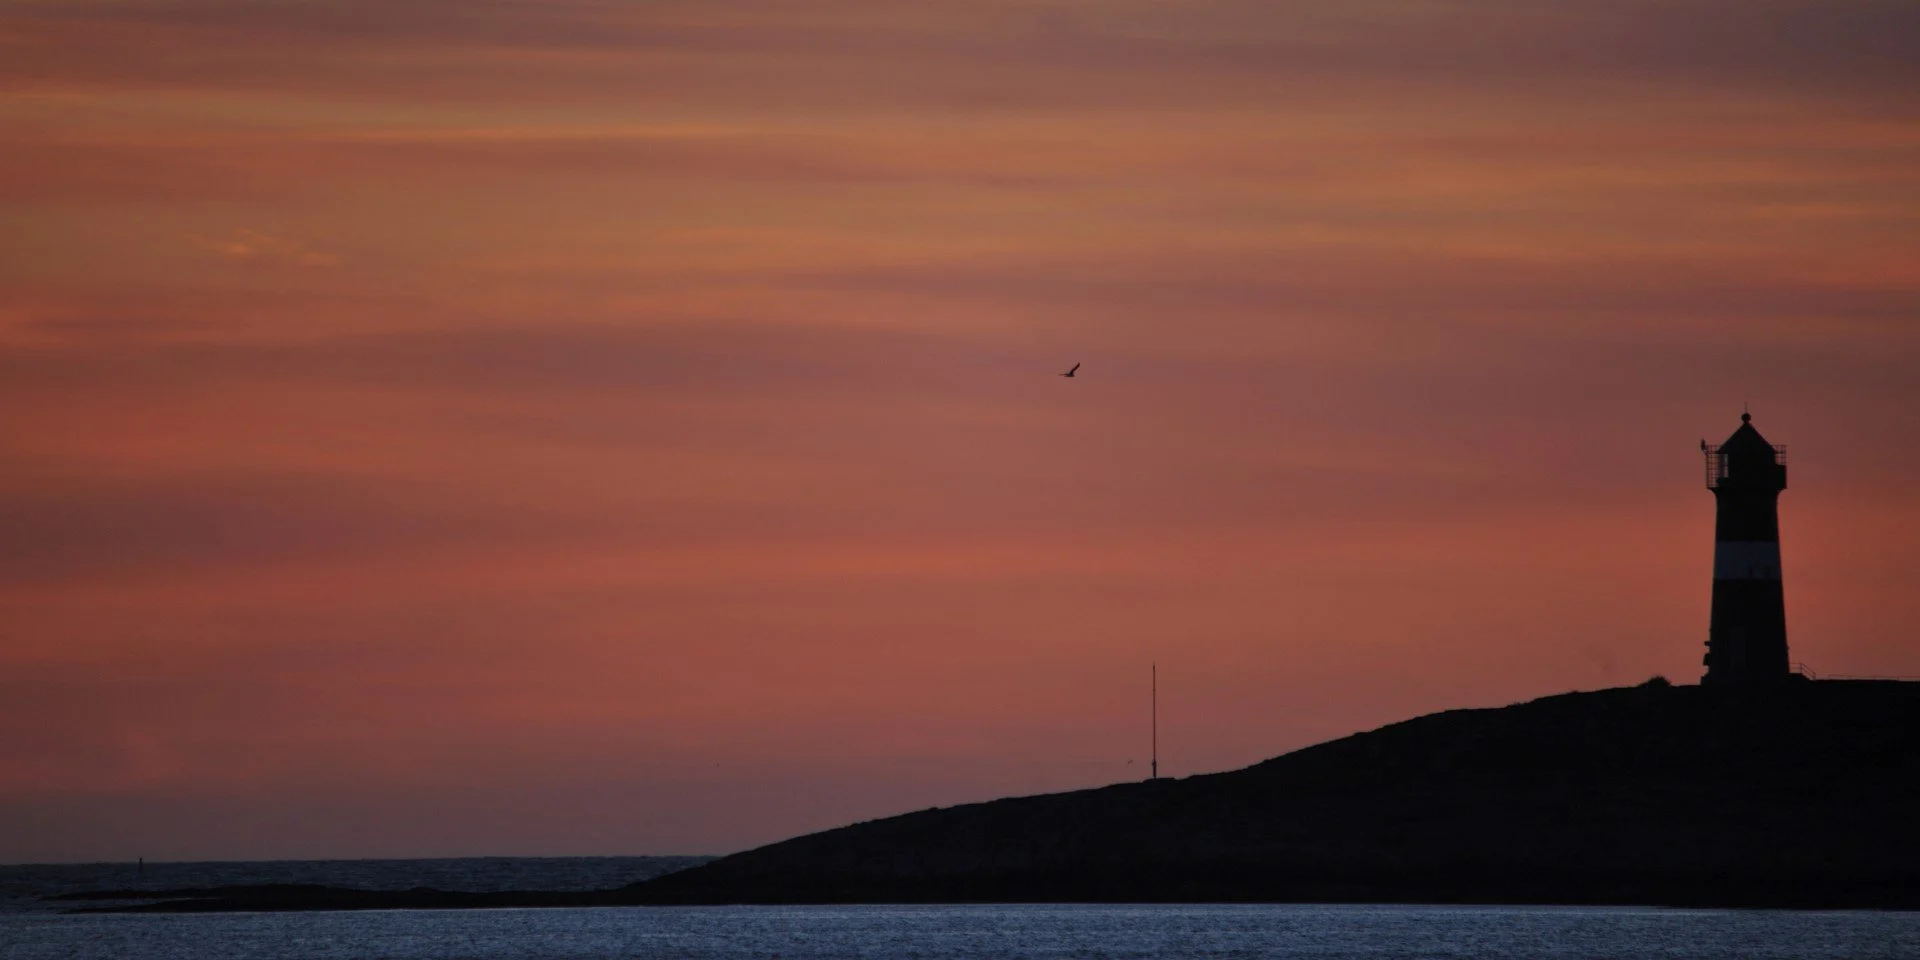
(1060, 363), (1080, 378)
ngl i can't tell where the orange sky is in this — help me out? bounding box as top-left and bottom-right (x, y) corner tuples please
(3, 0), (1918, 862)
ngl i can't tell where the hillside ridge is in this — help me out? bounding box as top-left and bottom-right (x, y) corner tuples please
(627, 680), (1920, 907)
(68, 680), (1920, 911)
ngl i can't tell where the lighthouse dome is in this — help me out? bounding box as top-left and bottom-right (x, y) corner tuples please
(1720, 413), (1772, 451)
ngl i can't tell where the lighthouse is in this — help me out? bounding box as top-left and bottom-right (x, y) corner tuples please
(1702, 413), (1791, 684)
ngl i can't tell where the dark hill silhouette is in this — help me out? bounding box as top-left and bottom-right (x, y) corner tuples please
(63, 680), (1920, 911)
(628, 680), (1920, 907)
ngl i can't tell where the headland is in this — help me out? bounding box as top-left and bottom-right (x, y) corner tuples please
(64, 679), (1920, 911)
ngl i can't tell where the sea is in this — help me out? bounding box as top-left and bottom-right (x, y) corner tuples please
(3, 858), (1917, 959)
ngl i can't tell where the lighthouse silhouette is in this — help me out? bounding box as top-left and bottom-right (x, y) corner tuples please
(1702, 412), (1791, 684)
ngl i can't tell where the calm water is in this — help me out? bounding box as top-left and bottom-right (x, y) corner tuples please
(3, 861), (1916, 959)
(4, 903), (1918, 960)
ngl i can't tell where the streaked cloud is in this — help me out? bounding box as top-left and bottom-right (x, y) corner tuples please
(186, 229), (339, 266)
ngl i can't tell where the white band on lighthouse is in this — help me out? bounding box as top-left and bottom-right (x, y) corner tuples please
(1713, 541), (1782, 580)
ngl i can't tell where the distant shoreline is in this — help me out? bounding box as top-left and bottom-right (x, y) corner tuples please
(48, 879), (1920, 910)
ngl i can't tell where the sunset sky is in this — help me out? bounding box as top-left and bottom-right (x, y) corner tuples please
(3, 0), (1918, 863)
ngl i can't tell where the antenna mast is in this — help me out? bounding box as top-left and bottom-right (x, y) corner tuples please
(1150, 662), (1158, 781)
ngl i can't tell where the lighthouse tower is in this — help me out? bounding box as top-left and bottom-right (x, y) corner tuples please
(1702, 413), (1791, 684)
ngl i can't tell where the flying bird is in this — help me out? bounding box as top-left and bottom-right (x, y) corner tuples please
(1060, 363), (1080, 378)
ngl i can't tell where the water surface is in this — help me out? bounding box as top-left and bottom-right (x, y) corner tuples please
(4, 903), (1916, 960)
